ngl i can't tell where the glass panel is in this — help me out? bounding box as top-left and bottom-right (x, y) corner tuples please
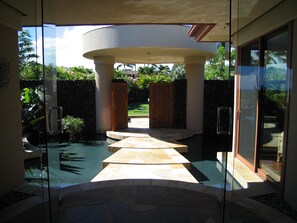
(20, 25), (50, 219)
(39, 3), (232, 223)
(41, 0), (59, 221)
(238, 43), (259, 165)
(18, 0), (51, 221)
(43, 23), (58, 222)
(259, 29), (289, 184)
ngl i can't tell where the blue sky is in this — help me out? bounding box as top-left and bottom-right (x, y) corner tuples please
(24, 25), (105, 69)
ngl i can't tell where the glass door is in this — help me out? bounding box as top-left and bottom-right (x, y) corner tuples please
(237, 42), (259, 170)
(258, 27), (290, 187)
(26, 1), (234, 222)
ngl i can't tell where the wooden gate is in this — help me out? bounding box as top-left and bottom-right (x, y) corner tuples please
(111, 82), (128, 131)
(149, 83), (174, 128)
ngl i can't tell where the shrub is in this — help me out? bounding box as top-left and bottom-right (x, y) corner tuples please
(21, 87), (45, 136)
(136, 74), (172, 89)
(62, 115), (85, 140)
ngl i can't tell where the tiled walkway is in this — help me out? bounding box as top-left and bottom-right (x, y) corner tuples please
(106, 118), (263, 190)
(93, 118), (196, 184)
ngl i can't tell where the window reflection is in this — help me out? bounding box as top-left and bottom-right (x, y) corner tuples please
(238, 43), (259, 164)
(259, 29), (289, 184)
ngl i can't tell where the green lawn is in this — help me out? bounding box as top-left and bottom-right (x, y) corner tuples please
(128, 103), (149, 117)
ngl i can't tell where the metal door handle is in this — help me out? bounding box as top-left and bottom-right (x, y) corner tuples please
(48, 106), (63, 134)
(217, 107), (232, 135)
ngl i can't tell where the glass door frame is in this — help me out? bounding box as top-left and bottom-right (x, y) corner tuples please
(235, 39), (261, 173)
(235, 23), (293, 193)
(257, 23), (293, 193)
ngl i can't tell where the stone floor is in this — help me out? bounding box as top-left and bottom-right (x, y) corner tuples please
(1, 118), (296, 222)
(94, 118), (195, 186)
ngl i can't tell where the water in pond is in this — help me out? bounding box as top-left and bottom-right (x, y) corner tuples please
(25, 137), (114, 188)
(25, 135), (242, 190)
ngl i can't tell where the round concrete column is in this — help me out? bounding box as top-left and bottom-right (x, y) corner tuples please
(185, 56), (206, 134)
(94, 56), (115, 133)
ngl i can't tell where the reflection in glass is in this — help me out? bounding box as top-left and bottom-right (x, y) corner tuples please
(238, 43), (259, 164)
(259, 29), (289, 184)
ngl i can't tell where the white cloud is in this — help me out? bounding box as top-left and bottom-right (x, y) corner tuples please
(34, 25), (106, 70)
(56, 26), (104, 69)
(32, 25), (172, 70)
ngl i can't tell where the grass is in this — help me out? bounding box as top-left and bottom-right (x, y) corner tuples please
(128, 103), (149, 117)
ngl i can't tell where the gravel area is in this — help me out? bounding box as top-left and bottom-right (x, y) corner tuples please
(251, 193), (297, 221)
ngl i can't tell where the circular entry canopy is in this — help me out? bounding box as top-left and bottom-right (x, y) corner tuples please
(82, 25), (217, 64)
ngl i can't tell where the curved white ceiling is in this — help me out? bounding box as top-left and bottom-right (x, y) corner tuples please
(82, 25), (217, 64)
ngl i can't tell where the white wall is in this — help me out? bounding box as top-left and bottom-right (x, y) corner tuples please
(0, 23), (24, 197)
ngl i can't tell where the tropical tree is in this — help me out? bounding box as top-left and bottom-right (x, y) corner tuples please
(204, 45), (235, 80)
(19, 62), (43, 80)
(170, 63), (185, 81)
(18, 30), (42, 80)
(117, 63), (136, 73)
(136, 74), (171, 89)
(114, 68), (135, 89)
(56, 66), (95, 80)
(265, 50), (287, 65)
(138, 65), (156, 75)
(156, 64), (170, 75)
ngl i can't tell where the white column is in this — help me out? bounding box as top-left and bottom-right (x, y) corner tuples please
(94, 56), (115, 133)
(185, 56), (206, 134)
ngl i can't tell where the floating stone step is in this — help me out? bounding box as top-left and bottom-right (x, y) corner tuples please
(108, 137), (188, 153)
(91, 163), (198, 183)
(102, 148), (191, 169)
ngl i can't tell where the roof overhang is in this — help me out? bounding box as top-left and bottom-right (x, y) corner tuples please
(3, 0), (284, 42)
(82, 25), (217, 64)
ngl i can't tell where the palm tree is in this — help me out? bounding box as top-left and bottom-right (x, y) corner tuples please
(265, 50), (287, 65)
(157, 64), (170, 74)
(170, 64), (185, 81)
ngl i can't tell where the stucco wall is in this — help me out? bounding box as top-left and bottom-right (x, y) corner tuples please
(235, 0), (297, 46)
(234, 0), (297, 211)
(20, 80), (97, 135)
(0, 24), (24, 197)
(57, 80), (96, 134)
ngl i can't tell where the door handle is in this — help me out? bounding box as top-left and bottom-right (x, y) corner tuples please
(48, 106), (63, 134)
(217, 107), (232, 135)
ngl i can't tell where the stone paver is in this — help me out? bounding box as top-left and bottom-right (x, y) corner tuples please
(102, 148), (191, 169)
(107, 118), (194, 140)
(91, 164), (197, 183)
(108, 136), (188, 153)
